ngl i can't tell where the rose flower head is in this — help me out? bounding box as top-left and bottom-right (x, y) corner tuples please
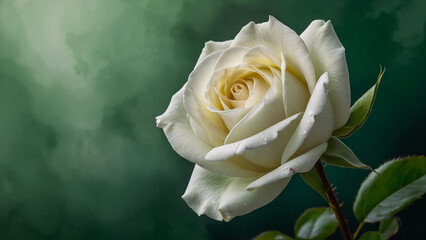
(156, 16), (350, 221)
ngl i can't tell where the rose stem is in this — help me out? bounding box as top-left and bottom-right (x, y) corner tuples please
(315, 160), (352, 240)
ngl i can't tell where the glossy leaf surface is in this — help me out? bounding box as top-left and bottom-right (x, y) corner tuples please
(294, 207), (338, 240)
(353, 156), (426, 223)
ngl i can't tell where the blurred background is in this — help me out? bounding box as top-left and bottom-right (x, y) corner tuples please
(0, 0), (425, 239)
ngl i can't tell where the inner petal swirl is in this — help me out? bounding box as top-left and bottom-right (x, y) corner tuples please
(229, 81), (249, 101)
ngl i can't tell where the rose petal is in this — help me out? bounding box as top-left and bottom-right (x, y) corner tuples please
(214, 46), (250, 70)
(205, 113), (302, 169)
(283, 70), (310, 117)
(231, 16), (316, 93)
(238, 113), (301, 168)
(247, 142), (327, 190)
(185, 51), (228, 146)
(296, 86), (334, 156)
(156, 87), (259, 177)
(182, 165), (290, 221)
(225, 77), (286, 143)
(245, 74), (270, 107)
(280, 72), (333, 164)
(197, 40), (232, 65)
(207, 106), (251, 130)
(300, 20), (350, 128)
(242, 45), (281, 67)
(247, 63), (276, 86)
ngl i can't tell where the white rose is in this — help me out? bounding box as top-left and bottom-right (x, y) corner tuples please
(156, 16), (350, 221)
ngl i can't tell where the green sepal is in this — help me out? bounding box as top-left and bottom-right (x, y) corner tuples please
(358, 231), (385, 240)
(353, 156), (426, 223)
(321, 137), (370, 169)
(333, 67), (385, 138)
(294, 207), (338, 240)
(253, 231), (294, 240)
(301, 166), (328, 201)
(378, 217), (400, 239)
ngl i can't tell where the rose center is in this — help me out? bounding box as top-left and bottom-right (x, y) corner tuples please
(230, 82), (249, 101)
(207, 64), (273, 112)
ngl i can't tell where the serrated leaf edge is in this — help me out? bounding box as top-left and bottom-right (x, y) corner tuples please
(353, 155), (426, 222)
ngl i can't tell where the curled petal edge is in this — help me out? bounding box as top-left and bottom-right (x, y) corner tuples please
(247, 142), (328, 190)
(182, 165), (291, 221)
(205, 112), (302, 161)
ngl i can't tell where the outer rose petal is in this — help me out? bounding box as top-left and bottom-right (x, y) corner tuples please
(182, 165), (290, 221)
(247, 142), (327, 190)
(156, 87), (259, 177)
(300, 20), (350, 129)
(281, 72), (334, 163)
(184, 51), (228, 146)
(231, 16), (317, 93)
(197, 40), (232, 65)
(205, 113), (302, 169)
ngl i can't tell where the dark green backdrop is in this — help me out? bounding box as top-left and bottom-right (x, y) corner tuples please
(0, 0), (425, 239)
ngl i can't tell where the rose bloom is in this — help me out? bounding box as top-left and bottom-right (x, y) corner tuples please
(156, 16), (350, 221)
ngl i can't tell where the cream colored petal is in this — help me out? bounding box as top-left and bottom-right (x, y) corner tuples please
(228, 99), (246, 108)
(182, 165), (290, 221)
(283, 71), (310, 117)
(225, 80), (286, 144)
(221, 63), (274, 109)
(197, 40), (232, 65)
(244, 75), (270, 107)
(184, 51), (228, 146)
(205, 113), (302, 169)
(214, 46), (250, 70)
(218, 92), (232, 110)
(248, 63), (275, 85)
(217, 175), (290, 222)
(300, 20), (350, 128)
(238, 113), (301, 168)
(280, 72), (332, 164)
(247, 142), (327, 190)
(296, 98), (334, 156)
(231, 16), (316, 93)
(206, 69), (227, 110)
(189, 116), (211, 145)
(207, 106), (251, 130)
(295, 77), (335, 156)
(206, 46), (264, 112)
(156, 87), (259, 177)
(242, 45), (281, 67)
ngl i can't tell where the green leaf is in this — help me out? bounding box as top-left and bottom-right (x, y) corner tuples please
(333, 67), (385, 138)
(321, 137), (370, 169)
(253, 231), (294, 240)
(353, 156), (426, 223)
(379, 217), (400, 239)
(294, 207), (338, 240)
(301, 167), (328, 201)
(358, 231), (385, 240)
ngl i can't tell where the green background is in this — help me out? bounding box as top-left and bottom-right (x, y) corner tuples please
(0, 0), (425, 239)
